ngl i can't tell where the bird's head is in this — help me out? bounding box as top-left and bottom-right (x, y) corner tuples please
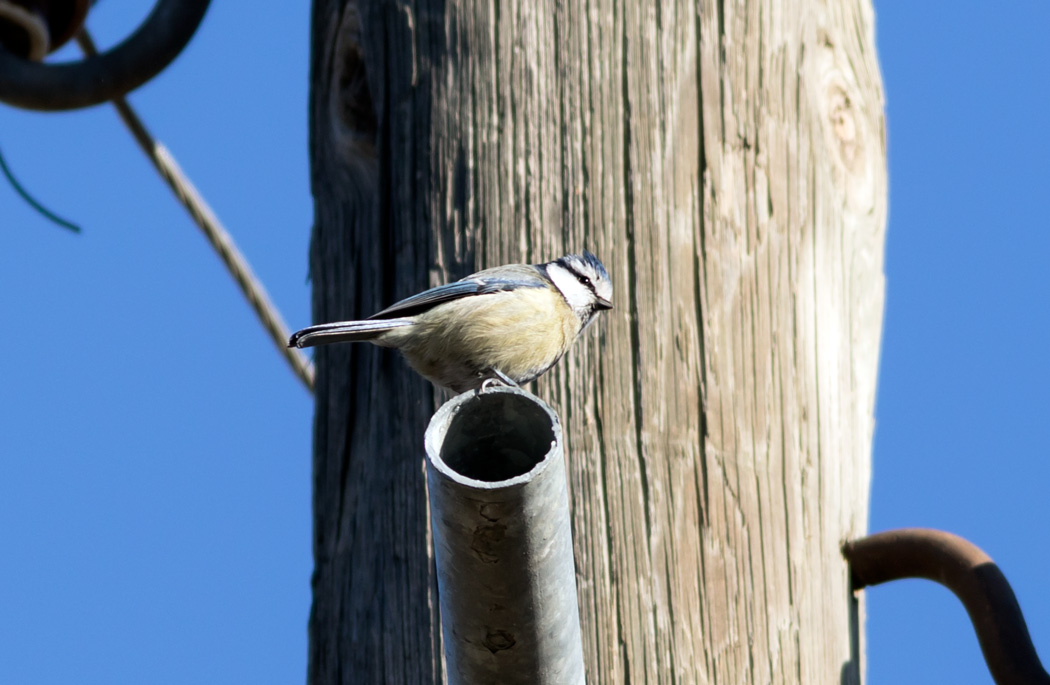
(547, 250), (614, 326)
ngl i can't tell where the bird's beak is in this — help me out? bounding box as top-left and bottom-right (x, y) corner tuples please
(596, 297), (614, 311)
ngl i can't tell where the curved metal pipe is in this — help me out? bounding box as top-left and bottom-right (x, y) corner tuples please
(0, 0), (210, 110)
(843, 528), (1050, 685)
(424, 386), (585, 685)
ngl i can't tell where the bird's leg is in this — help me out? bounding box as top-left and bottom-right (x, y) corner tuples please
(480, 369), (519, 392)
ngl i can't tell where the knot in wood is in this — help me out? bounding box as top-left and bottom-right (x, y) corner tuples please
(330, 3), (377, 149)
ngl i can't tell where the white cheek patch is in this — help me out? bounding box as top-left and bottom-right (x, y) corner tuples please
(546, 263), (593, 310)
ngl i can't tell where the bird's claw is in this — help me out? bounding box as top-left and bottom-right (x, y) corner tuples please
(479, 369), (519, 393)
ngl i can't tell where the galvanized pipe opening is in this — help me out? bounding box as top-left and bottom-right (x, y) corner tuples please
(425, 386), (585, 685)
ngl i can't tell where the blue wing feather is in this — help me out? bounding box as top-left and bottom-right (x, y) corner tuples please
(369, 270), (546, 320)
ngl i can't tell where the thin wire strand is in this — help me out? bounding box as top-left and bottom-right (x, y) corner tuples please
(0, 146), (82, 233)
(76, 29), (315, 393)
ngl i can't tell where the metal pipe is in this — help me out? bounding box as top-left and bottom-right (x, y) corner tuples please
(0, 0), (210, 110)
(844, 528), (1050, 685)
(424, 386), (585, 685)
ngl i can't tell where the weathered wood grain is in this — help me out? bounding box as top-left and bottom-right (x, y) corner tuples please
(308, 0), (886, 682)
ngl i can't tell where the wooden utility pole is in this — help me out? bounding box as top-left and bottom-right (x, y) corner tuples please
(306, 0), (886, 683)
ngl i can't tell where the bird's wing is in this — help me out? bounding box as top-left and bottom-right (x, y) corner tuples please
(369, 266), (545, 320)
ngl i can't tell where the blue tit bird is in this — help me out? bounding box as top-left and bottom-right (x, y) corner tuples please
(289, 251), (613, 393)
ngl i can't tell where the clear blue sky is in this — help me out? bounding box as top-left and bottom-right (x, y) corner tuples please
(0, 3), (1046, 684)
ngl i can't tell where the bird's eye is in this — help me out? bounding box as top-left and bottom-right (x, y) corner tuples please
(577, 274), (591, 287)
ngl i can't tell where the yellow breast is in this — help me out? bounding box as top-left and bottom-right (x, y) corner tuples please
(389, 286), (581, 391)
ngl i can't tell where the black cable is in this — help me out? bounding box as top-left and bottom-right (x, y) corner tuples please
(0, 145), (80, 232)
(0, 0), (211, 111)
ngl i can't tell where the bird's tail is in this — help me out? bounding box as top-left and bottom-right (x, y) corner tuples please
(288, 319), (412, 348)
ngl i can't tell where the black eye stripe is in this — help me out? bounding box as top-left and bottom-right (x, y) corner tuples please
(556, 260), (601, 295)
